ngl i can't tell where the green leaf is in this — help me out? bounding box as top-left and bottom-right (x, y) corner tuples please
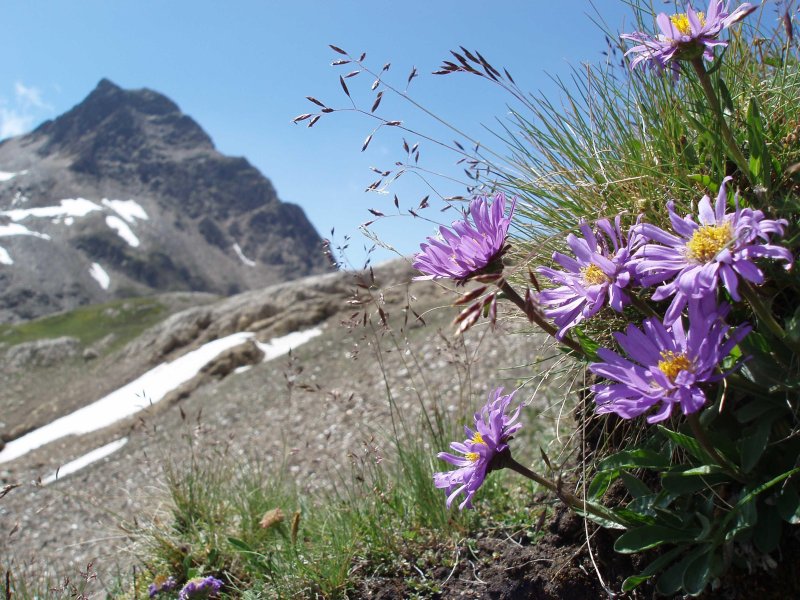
(614, 525), (699, 554)
(597, 448), (671, 471)
(657, 425), (708, 463)
(587, 468), (617, 500)
(656, 546), (707, 596)
(687, 174), (718, 193)
(228, 536), (255, 554)
(738, 418), (774, 473)
(662, 470), (729, 494)
(621, 546), (684, 592)
(620, 471), (651, 499)
(683, 547), (714, 596)
(571, 327), (599, 361)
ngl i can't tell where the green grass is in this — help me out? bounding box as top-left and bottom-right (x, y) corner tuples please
(111, 415), (541, 600)
(0, 296), (167, 352)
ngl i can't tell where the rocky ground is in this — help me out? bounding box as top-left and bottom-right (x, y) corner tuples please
(1, 260), (580, 594)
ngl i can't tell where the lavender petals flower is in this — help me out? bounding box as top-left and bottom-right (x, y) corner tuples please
(412, 193), (515, 282)
(621, 1), (757, 73)
(590, 300), (750, 423)
(538, 216), (637, 339)
(434, 388), (522, 509)
(178, 576), (223, 600)
(635, 177), (792, 324)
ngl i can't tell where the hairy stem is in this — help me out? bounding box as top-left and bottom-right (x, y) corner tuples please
(501, 454), (624, 526)
(690, 58), (752, 182)
(497, 279), (588, 358)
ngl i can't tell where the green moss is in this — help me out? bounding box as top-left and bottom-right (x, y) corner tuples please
(0, 296), (166, 351)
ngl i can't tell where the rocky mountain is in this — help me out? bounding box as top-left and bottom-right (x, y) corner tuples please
(0, 259), (547, 577)
(0, 78), (331, 322)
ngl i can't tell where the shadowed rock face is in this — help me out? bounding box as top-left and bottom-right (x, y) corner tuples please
(0, 78), (333, 322)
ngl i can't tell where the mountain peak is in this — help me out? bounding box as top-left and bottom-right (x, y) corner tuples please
(34, 78), (213, 163)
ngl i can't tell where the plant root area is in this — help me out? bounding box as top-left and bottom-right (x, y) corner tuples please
(354, 507), (800, 599)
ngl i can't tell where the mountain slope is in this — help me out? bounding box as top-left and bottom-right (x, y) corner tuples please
(0, 79), (331, 322)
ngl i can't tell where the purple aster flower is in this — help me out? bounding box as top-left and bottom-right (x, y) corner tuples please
(412, 193), (516, 282)
(590, 299), (750, 423)
(537, 215), (639, 339)
(635, 177), (792, 324)
(434, 388), (522, 509)
(178, 576), (223, 600)
(148, 576), (177, 598)
(621, 1), (757, 74)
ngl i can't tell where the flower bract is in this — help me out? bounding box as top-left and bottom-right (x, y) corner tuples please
(634, 177), (792, 324)
(589, 299), (750, 423)
(621, 1), (757, 74)
(434, 387), (521, 509)
(538, 216), (638, 338)
(412, 193), (515, 282)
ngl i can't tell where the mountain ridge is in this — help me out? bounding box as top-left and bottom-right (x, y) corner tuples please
(0, 79), (332, 322)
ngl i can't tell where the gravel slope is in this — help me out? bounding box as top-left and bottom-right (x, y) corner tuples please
(0, 260), (568, 585)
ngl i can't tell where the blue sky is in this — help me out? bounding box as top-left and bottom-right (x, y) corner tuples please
(2, 1), (643, 266)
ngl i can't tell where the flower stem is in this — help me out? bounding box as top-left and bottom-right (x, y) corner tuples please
(690, 58), (751, 183)
(497, 279), (588, 358)
(687, 413), (745, 482)
(502, 455), (624, 526)
(629, 293), (659, 319)
(740, 280), (800, 354)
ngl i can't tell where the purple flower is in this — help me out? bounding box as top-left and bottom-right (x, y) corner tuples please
(537, 216), (639, 339)
(434, 388), (522, 509)
(621, 1), (757, 74)
(148, 576), (177, 598)
(635, 177), (792, 324)
(178, 576), (223, 600)
(412, 193), (515, 282)
(590, 299), (750, 423)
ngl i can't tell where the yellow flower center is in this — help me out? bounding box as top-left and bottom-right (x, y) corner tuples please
(685, 222), (733, 263)
(658, 350), (693, 381)
(464, 432), (486, 462)
(581, 263), (610, 286)
(670, 12), (705, 36)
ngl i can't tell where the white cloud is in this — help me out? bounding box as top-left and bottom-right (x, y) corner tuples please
(0, 107), (34, 139)
(14, 82), (50, 109)
(0, 82), (54, 140)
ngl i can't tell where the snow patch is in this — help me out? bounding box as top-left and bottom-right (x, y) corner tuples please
(0, 169), (28, 181)
(42, 438), (128, 485)
(232, 243), (256, 267)
(0, 246), (12, 265)
(1, 198), (102, 221)
(101, 199), (148, 223)
(105, 215), (140, 247)
(0, 222), (51, 239)
(89, 263), (110, 290)
(254, 328), (323, 361)
(0, 327), (322, 464)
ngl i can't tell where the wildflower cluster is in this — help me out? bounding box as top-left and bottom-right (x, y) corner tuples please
(409, 2), (800, 593)
(309, 0), (799, 593)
